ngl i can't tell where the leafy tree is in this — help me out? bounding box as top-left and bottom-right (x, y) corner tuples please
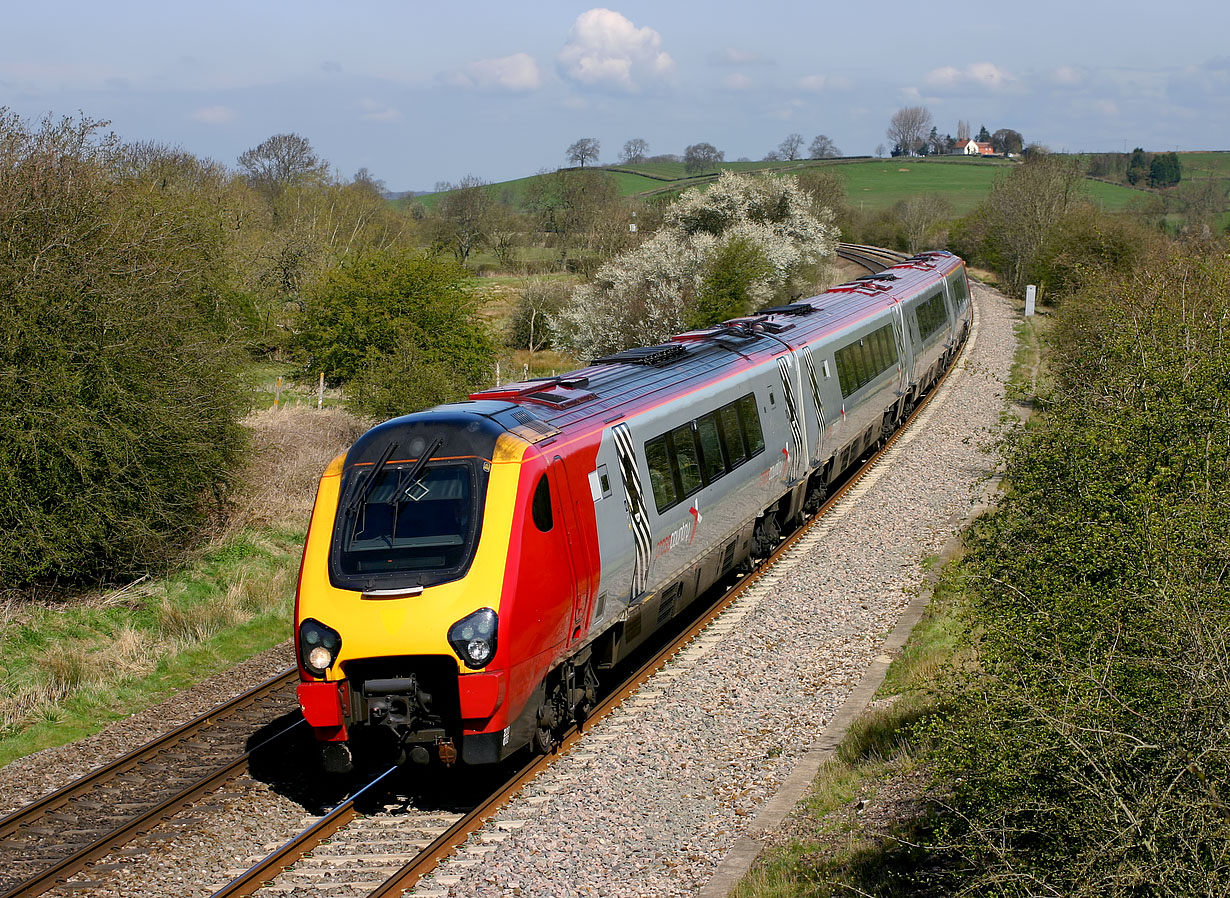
(976, 123), (991, 142)
(619, 138), (649, 164)
(886, 106), (933, 156)
(1148, 151), (1181, 188)
(0, 111), (244, 588)
(990, 128), (1024, 155)
(566, 137), (600, 167)
(778, 133), (805, 161)
(294, 250), (494, 400)
(684, 142), (724, 173)
(1127, 146), (1149, 185)
(689, 236), (774, 327)
(808, 134), (840, 159)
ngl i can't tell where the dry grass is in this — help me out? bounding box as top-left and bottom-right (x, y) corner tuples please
(219, 406), (369, 538)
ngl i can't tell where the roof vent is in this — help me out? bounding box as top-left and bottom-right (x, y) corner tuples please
(593, 343), (688, 367)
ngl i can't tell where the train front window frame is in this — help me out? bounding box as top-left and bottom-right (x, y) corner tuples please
(330, 458), (486, 590)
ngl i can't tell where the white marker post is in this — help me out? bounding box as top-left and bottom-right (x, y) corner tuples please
(1025, 284), (1037, 317)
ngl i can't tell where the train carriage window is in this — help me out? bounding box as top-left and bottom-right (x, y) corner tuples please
(669, 424), (703, 497)
(531, 474), (553, 532)
(915, 292), (947, 341)
(948, 270), (970, 310)
(696, 413), (726, 484)
(720, 404), (747, 467)
(835, 324), (898, 399)
(645, 436), (677, 513)
(737, 394), (765, 456)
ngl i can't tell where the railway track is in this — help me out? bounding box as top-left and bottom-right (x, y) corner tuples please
(0, 670), (301, 898)
(835, 242), (909, 272)
(206, 299), (975, 898)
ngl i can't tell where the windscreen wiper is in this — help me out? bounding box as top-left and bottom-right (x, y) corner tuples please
(396, 438), (443, 499)
(346, 440), (399, 515)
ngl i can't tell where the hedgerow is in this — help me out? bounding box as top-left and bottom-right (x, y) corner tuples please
(928, 243), (1230, 895)
(0, 111), (244, 590)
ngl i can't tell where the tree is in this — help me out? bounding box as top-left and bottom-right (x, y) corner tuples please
(984, 154), (1084, 293)
(552, 172), (836, 359)
(875, 143), (886, 158)
(1126, 147), (1148, 185)
(778, 133), (805, 161)
(295, 250), (494, 400)
(1148, 151), (1181, 188)
(976, 124), (991, 142)
(808, 134), (840, 159)
(523, 168), (622, 269)
(430, 174), (491, 265)
(238, 133), (326, 201)
(0, 111), (244, 587)
(619, 138), (649, 164)
(957, 120), (971, 142)
(566, 137), (600, 167)
(895, 194), (952, 252)
(684, 142), (724, 173)
(991, 128), (1024, 155)
(886, 106), (933, 157)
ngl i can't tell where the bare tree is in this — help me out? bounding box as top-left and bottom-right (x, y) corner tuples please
(886, 106), (933, 157)
(432, 174), (491, 265)
(619, 138), (649, 164)
(808, 134), (840, 159)
(957, 119), (971, 143)
(896, 194), (952, 252)
(238, 133), (325, 200)
(684, 142), (724, 174)
(566, 138), (601, 167)
(875, 143), (886, 158)
(987, 154), (1083, 293)
(778, 133), (805, 161)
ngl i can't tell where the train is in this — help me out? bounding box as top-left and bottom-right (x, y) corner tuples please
(293, 251), (973, 772)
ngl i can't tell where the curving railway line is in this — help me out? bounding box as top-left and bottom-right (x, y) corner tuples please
(2, 244), (960, 898)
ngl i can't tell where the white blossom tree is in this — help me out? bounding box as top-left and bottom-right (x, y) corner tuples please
(551, 172), (837, 359)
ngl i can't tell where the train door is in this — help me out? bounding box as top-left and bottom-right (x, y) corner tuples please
(550, 456), (595, 647)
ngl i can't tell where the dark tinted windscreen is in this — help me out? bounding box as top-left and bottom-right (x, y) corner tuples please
(335, 462), (477, 578)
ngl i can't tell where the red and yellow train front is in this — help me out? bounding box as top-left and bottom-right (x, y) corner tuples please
(293, 406), (592, 771)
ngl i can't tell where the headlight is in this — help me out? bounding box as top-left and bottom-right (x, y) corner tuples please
(448, 608), (498, 670)
(299, 618), (342, 678)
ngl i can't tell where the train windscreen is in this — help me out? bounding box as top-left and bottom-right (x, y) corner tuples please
(331, 460), (484, 587)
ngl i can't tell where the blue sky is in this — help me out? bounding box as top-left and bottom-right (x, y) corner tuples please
(3, 1), (1227, 190)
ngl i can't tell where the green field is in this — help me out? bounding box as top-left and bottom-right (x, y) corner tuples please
(412, 153), (1190, 221)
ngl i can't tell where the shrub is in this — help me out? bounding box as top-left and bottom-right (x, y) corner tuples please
(294, 250), (496, 418)
(0, 111), (244, 590)
(928, 243), (1230, 895)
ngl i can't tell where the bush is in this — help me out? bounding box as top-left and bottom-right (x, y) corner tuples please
(294, 250), (496, 418)
(507, 280), (569, 351)
(928, 243), (1230, 895)
(0, 111), (244, 590)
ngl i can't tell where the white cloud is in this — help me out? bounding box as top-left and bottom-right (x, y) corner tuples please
(358, 98), (400, 122)
(798, 74), (850, 93)
(445, 52), (542, 92)
(709, 47), (773, 67)
(925, 62), (1015, 92)
(190, 105), (234, 125)
(723, 73), (752, 91)
(557, 8), (674, 93)
(1049, 65), (1089, 88)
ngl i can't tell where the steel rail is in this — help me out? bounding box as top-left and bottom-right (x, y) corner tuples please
(0, 670), (301, 898)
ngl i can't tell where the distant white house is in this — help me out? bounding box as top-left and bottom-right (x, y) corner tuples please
(961, 139), (996, 156)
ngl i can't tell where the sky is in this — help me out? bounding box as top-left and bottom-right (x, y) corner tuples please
(3, 1), (1228, 191)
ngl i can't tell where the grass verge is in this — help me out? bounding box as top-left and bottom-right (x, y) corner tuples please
(0, 526), (303, 767)
(732, 561), (971, 898)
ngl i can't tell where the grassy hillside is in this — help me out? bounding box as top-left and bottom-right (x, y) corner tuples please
(413, 155), (1149, 219)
